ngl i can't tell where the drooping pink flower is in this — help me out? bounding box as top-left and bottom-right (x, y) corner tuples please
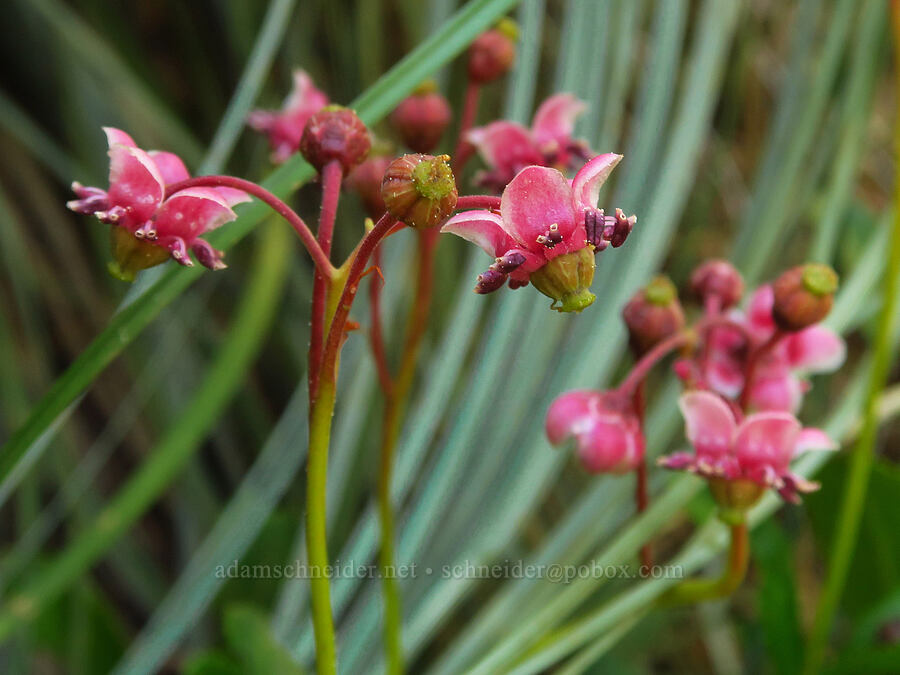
(248, 70), (329, 163)
(660, 390), (837, 502)
(700, 286), (845, 413)
(68, 128), (249, 279)
(546, 390), (644, 474)
(441, 154), (634, 312)
(467, 93), (591, 192)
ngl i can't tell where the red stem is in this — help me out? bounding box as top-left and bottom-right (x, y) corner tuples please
(369, 245), (392, 394)
(165, 175), (333, 277)
(452, 81), (482, 175)
(633, 382), (652, 569)
(318, 214), (399, 395)
(309, 161), (343, 399)
(738, 329), (787, 410)
(456, 195), (502, 211)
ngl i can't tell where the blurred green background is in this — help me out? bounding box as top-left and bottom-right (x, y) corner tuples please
(0, 0), (898, 673)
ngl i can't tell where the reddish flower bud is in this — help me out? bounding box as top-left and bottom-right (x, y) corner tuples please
(467, 19), (517, 84)
(622, 276), (685, 355)
(690, 259), (744, 309)
(299, 105), (371, 173)
(390, 81), (452, 154)
(381, 154), (458, 228)
(345, 155), (393, 219)
(772, 264), (838, 332)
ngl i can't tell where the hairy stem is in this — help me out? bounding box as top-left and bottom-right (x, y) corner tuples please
(369, 245), (393, 394)
(632, 382), (652, 569)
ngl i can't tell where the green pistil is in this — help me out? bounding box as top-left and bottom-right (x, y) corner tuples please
(644, 275), (677, 306)
(802, 263), (839, 296)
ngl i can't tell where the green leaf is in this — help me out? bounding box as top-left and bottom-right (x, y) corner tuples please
(223, 604), (304, 675)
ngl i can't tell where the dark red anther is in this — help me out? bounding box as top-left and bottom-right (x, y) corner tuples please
(609, 208), (635, 248)
(493, 250), (527, 273)
(475, 268), (507, 294)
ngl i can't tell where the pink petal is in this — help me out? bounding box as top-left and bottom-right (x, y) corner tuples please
(747, 373), (804, 414)
(107, 145), (165, 225)
(576, 416), (642, 474)
(678, 391), (737, 459)
(545, 390), (597, 445)
(570, 153), (623, 209)
(794, 427), (838, 455)
(500, 166), (578, 252)
(531, 94), (587, 148)
(284, 69), (329, 114)
(746, 285), (776, 338)
(441, 210), (519, 258)
(214, 187), (252, 208)
(734, 411), (801, 474)
(785, 326), (846, 374)
(103, 127), (136, 148)
(148, 151), (191, 186)
(705, 352), (745, 398)
(154, 188), (237, 241)
(468, 121), (544, 175)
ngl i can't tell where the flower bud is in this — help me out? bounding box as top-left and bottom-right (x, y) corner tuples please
(389, 81), (452, 154)
(528, 247), (596, 313)
(467, 19), (517, 84)
(299, 105), (371, 173)
(690, 259), (744, 309)
(772, 263), (838, 331)
(107, 225), (171, 282)
(381, 153), (458, 228)
(345, 155), (393, 219)
(622, 276), (685, 355)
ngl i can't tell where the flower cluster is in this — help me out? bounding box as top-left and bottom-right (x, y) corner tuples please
(547, 260), (845, 508)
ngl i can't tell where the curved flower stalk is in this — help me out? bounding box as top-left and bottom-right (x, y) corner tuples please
(546, 259), (845, 607)
(442, 153), (635, 312)
(468, 93), (591, 192)
(248, 69), (329, 163)
(68, 128), (250, 280)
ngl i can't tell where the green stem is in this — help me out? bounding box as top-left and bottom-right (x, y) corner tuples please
(659, 518), (749, 606)
(803, 5), (900, 671)
(306, 374), (338, 675)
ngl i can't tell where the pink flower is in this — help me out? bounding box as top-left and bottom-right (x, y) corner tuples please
(468, 94), (591, 192)
(441, 154), (634, 312)
(546, 390), (644, 474)
(702, 286), (845, 412)
(660, 390), (837, 502)
(248, 70), (329, 163)
(68, 128), (249, 278)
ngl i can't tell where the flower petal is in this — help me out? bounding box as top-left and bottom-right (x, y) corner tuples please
(107, 145), (165, 224)
(103, 127), (136, 148)
(500, 166), (578, 251)
(284, 69), (329, 114)
(545, 390), (598, 445)
(148, 151), (190, 185)
(794, 427), (838, 454)
(746, 285), (776, 338)
(468, 121), (544, 175)
(747, 372), (804, 414)
(785, 326), (846, 374)
(531, 94), (587, 148)
(570, 153), (623, 209)
(576, 417), (641, 474)
(441, 210), (518, 257)
(215, 187), (252, 208)
(734, 411), (801, 474)
(678, 391), (737, 458)
(154, 188), (237, 241)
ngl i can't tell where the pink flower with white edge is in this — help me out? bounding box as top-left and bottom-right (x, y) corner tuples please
(701, 285), (845, 413)
(546, 390), (644, 474)
(68, 128), (249, 281)
(660, 390), (837, 504)
(248, 70), (329, 163)
(441, 153), (635, 312)
(468, 93), (591, 192)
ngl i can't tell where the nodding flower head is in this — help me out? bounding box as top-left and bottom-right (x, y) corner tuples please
(390, 81), (452, 154)
(622, 276), (685, 355)
(441, 154), (635, 312)
(248, 70), (329, 163)
(772, 263), (839, 332)
(467, 18), (518, 84)
(67, 128), (250, 281)
(381, 153), (458, 228)
(690, 259), (744, 310)
(660, 390), (837, 505)
(546, 389), (645, 474)
(697, 285), (845, 413)
(468, 93), (591, 192)
(300, 105), (371, 173)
